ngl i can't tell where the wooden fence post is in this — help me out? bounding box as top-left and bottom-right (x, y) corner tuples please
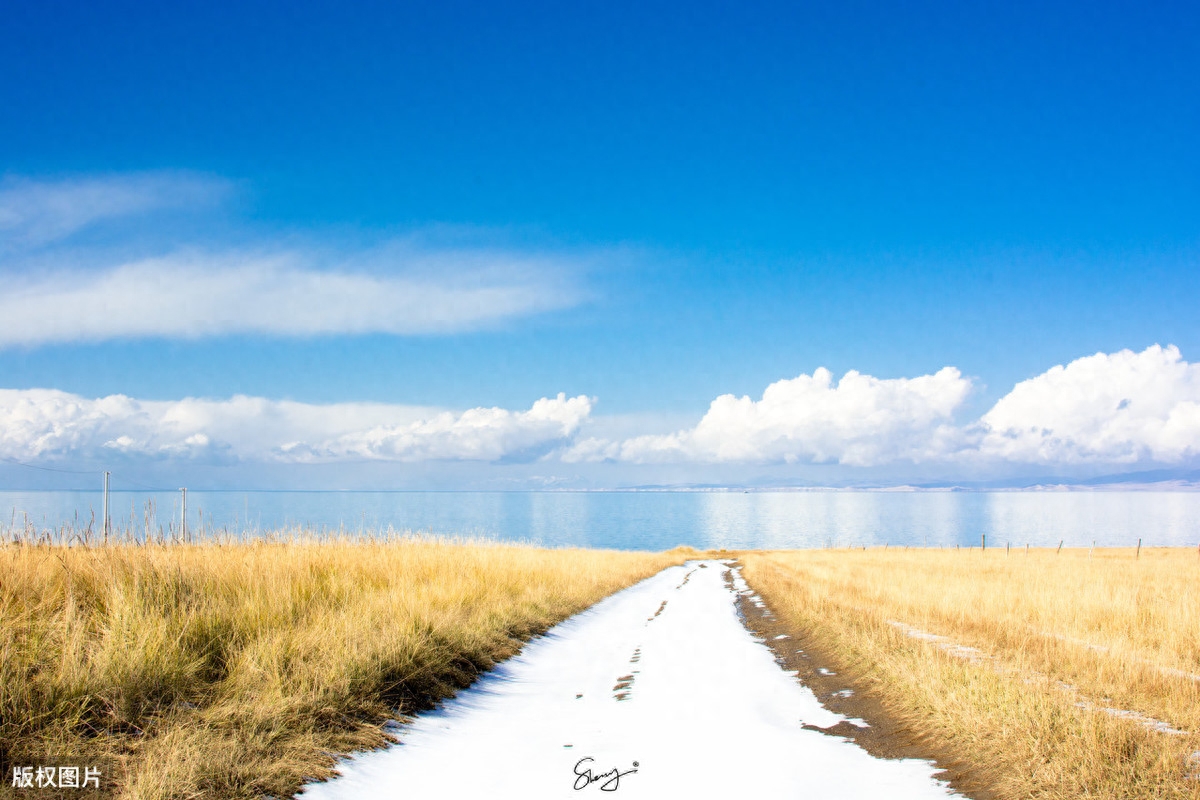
(102, 471), (110, 544)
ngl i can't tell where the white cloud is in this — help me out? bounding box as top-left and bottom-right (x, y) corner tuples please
(977, 344), (1200, 464)
(563, 345), (1200, 470)
(311, 394), (593, 462)
(0, 172), (230, 248)
(6, 346), (1198, 474)
(564, 367), (973, 466)
(0, 173), (593, 346)
(0, 251), (579, 346)
(0, 389), (591, 464)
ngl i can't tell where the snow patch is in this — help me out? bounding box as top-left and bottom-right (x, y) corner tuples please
(304, 563), (957, 799)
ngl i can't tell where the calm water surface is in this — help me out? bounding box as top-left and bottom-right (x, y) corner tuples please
(3, 490), (1197, 550)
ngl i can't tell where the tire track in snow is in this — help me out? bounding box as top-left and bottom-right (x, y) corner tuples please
(303, 562), (959, 799)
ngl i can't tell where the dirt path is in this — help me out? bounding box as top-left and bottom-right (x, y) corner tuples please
(300, 561), (959, 799)
(729, 566), (992, 799)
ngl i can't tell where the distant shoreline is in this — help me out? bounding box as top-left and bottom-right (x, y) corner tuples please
(3, 481), (1200, 493)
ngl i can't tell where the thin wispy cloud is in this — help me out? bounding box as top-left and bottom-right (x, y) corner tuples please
(0, 172), (231, 248)
(0, 252), (580, 345)
(0, 173), (592, 346)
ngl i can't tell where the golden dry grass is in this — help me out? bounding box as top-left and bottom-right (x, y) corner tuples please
(740, 547), (1200, 799)
(1, 537), (687, 799)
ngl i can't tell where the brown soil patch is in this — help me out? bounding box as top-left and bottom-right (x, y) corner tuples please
(725, 561), (996, 800)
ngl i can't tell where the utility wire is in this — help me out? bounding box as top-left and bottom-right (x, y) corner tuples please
(0, 455), (102, 475)
(108, 474), (177, 492)
(0, 458), (175, 492)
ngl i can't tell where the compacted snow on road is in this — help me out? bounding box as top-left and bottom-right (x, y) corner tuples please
(302, 561), (958, 799)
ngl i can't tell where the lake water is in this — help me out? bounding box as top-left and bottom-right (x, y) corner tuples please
(3, 489), (1198, 550)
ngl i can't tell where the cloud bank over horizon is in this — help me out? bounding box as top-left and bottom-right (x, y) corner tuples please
(2, 346), (1197, 478)
(0, 173), (591, 346)
(0, 389), (591, 465)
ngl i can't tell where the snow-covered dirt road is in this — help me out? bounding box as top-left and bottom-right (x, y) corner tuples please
(301, 561), (958, 799)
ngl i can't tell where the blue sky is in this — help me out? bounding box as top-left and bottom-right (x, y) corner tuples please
(1, 1), (1198, 489)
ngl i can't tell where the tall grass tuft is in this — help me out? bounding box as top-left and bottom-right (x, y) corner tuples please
(740, 547), (1200, 799)
(1, 536), (686, 799)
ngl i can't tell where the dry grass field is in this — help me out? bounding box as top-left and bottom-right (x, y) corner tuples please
(740, 546), (1200, 799)
(0, 537), (686, 799)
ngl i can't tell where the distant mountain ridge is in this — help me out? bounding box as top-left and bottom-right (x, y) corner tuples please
(612, 469), (1200, 492)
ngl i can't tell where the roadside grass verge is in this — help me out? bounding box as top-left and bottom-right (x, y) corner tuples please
(1, 537), (688, 799)
(739, 547), (1200, 799)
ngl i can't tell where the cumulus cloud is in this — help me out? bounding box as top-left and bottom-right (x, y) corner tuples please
(5, 346), (1198, 473)
(0, 173), (592, 346)
(977, 344), (1200, 464)
(310, 394), (593, 462)
(0, 389), (591, 464)
(564, 345), (1200, 470)
(564, 367), (973, 466)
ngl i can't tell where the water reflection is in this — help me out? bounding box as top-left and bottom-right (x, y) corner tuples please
(2, 490), (1197, 550)
(696, 492), (989, 550)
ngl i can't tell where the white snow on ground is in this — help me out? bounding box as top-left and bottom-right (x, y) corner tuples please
(887, 621), (988, 663)
(302, 561), (957, 799)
